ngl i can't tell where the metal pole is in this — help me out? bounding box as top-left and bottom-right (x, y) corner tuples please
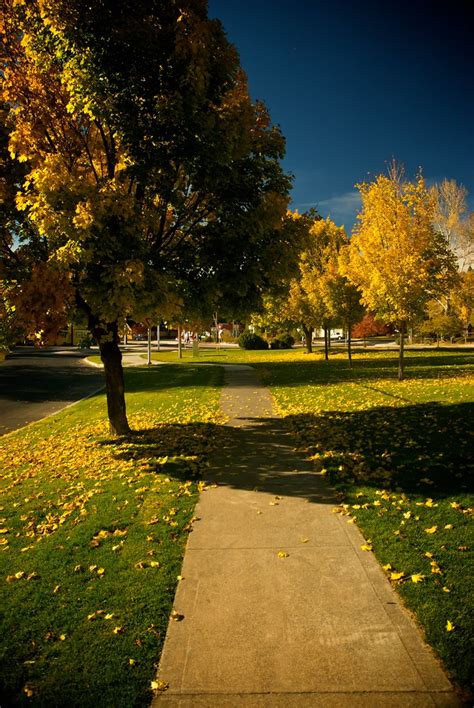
(178, 324), (182, 359)
(147, 327), (152, 365)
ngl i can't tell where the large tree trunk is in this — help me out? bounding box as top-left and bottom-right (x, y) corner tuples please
(99, 323), (131, 435)
(76, 293), (130, 435)
(398, 325), (405, 381)
(324, 327), (329, 361)
(302, 325), (313, 353)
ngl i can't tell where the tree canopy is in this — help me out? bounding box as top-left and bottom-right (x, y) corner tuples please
(342, 165), (457, 378)
(0, 0), (293, 432)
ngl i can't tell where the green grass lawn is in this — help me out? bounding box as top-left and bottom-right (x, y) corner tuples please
(153, 345), (474, 692)
(0, 364), (223, 706)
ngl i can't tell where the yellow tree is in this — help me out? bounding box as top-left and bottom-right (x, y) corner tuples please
(301, 217), (347, 358)
(431, 179), (473, 273)
(321, 244), (364, 368)
(267, 214), (347, 354)
(0, 0), (292, 434)
(343, 166), (457, 379)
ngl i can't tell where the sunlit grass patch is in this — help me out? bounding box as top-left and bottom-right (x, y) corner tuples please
(0, 364), (223, 706)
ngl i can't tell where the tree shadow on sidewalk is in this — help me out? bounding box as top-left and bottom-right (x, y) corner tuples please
(100, 400), (472, 503)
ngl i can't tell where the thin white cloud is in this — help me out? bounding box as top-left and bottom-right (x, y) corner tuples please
(319, 190), (361, 212)
(295, 191), (362, 229)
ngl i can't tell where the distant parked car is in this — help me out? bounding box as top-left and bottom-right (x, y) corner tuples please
(134, 334), (147, 341)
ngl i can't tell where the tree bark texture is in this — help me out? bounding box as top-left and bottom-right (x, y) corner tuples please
(347, 325), (352, 369)
(302, 325), (313, 353)
(324, 327), (329, 361)
(76, 293), (131, 436)
(98, 323), (131, 435)
(398, 326), (405, 381)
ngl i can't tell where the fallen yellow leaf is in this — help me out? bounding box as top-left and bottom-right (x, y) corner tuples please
(425, 526), (438, 534)
(411, 573), (425, 583)
(277, 551), (289, 558)
(360, 544), (373, 552)
(151, 679), (169, 692)
(390, 571), (405, 581)
(446, 620), (455, 632)
(444, 524), (453, 530)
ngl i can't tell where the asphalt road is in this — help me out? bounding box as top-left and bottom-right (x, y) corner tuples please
(0, 348), (104, 435)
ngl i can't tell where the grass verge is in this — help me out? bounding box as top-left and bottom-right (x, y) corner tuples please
(0, 364), (223, 707)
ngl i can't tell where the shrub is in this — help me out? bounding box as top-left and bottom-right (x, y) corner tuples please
(238, 332), (268, 350)
(78, 333), (95, 348)
(270, 333), (294, 349)
(220, 329), (235, 343)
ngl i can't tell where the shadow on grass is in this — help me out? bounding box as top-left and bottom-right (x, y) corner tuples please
(286, 401), (474, 497)
(248, 352), (474, 388)
(100, 401), (473, 503)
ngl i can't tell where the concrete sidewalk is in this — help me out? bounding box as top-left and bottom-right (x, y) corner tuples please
(153, 365), (460, 707)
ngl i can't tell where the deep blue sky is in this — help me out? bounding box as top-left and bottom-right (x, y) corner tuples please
(208, 0), (474, 230)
